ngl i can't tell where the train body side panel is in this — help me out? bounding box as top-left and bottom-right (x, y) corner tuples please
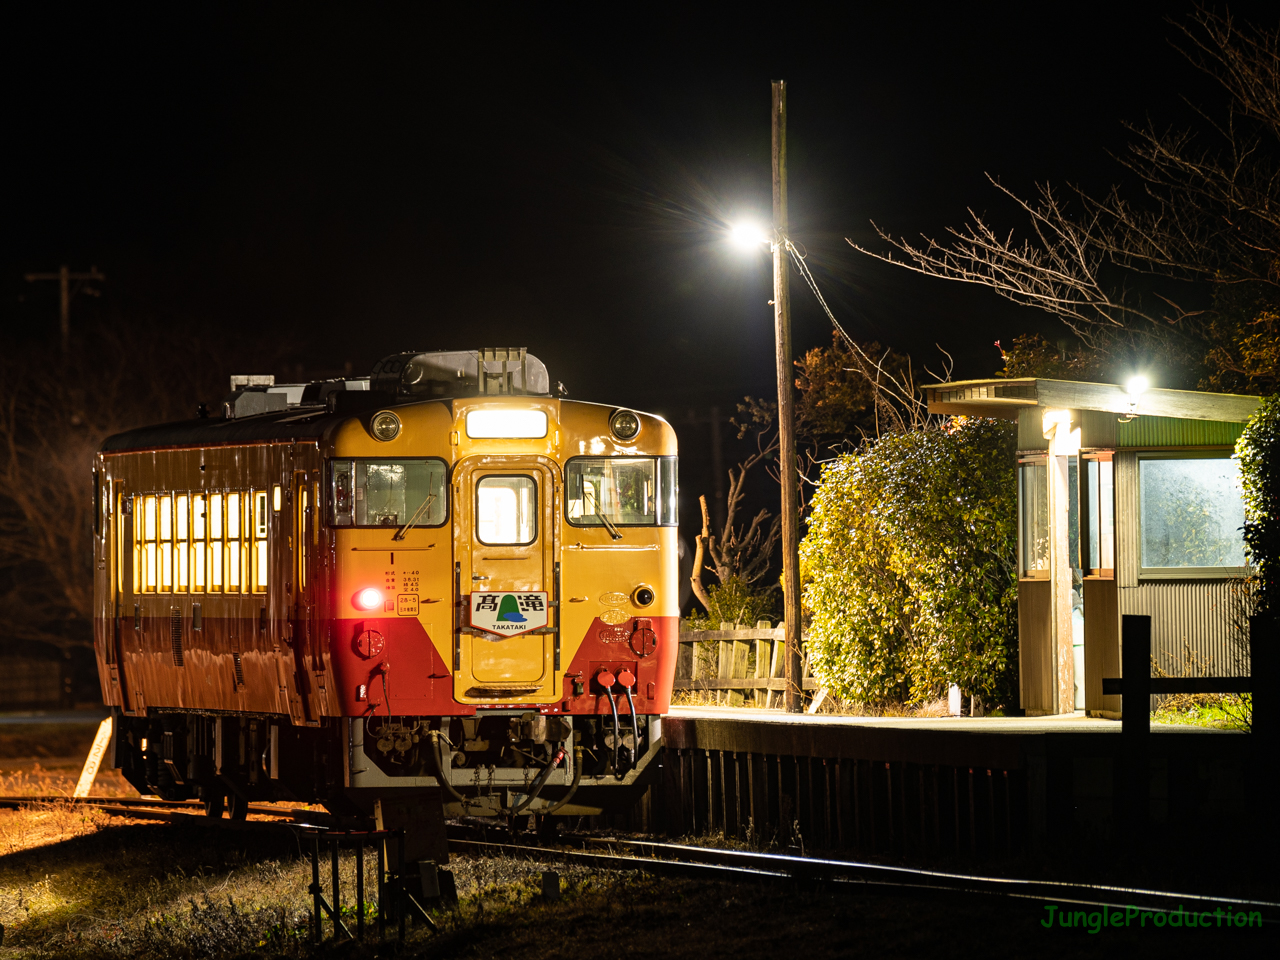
(93, 441), (324, 719)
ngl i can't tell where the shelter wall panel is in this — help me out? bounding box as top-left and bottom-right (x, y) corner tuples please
(1017, 408), (1048, 452)
(1079, 410), (1117, 450)
(1018, 579), (1052, 714)
(1083, 578), (1120, 715)
(1117, 581), (1251, 680)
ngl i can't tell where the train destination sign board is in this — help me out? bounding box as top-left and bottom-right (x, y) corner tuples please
(470, 591), (549, 637)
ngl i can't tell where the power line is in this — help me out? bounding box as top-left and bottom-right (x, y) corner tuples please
(24, 264), (105, 353)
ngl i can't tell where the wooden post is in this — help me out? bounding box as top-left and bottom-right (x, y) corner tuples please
(718, 625), (733, 704)
(772, 79), (802, 714)
(1118, 614), (1151, 852)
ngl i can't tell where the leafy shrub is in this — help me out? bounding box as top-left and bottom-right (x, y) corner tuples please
(683, 575), (776, 630)
(1238, 393), (1280, 614)
(800, 418), (1018, 707)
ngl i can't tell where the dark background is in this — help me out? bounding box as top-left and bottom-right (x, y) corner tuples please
(8, 2), (1275, 604)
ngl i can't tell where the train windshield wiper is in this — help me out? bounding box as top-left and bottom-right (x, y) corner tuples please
(393, 494), (437, 541)
(583, 485), (622, 541)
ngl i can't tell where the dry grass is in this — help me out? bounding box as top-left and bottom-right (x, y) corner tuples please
(0, 811), (1267, 958)
(0, 761), (135, 799)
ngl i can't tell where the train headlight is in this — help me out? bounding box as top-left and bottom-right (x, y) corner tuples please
(370, 411), (401, 442)
(610, 409), (641, 441)
(355, 587), (384, 611)
(632, 585), (655, 607)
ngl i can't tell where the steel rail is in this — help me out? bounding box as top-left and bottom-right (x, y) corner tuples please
(451, 835), (1280, 923)
(7, 795), (1275, 922)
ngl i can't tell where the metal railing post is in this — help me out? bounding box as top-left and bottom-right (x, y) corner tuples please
(310, 833), (321, 942)
(356, 837), (365, 940)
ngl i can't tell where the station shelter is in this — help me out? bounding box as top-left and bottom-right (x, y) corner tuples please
(925, 378), (1260, 717)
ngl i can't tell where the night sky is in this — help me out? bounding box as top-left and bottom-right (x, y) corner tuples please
(9, 3), (1274, 437)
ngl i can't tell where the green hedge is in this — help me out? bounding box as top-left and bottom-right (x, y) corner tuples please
(800, 418), (1019, 707)
(1238, 394), (1280, 614)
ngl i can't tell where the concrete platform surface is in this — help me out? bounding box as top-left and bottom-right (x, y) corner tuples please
(667, 705), (1237, 734)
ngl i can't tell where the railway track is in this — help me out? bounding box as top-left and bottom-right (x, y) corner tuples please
(4, 795), (1276, 924)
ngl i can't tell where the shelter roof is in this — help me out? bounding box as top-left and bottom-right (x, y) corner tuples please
(925, 378), (1259, 423)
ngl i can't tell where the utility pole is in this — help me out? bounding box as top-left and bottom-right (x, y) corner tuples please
(772, 80), (803, 714)
(24, 264), (105, 353)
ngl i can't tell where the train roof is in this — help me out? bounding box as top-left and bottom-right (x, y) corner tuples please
(99, 404), (358, 453)
(102, 348), (557, 454)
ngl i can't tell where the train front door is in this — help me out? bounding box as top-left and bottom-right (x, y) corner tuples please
(454, 457), (558, 700)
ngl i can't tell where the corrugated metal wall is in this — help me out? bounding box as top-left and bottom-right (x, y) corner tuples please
(1117, 581), (1251, 676)
(1117, 416), (1245, 448)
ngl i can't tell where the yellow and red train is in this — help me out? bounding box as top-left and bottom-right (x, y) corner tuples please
(93, 349), (678, 819)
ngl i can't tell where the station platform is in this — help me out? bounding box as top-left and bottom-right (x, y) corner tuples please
(666, 704), (1237, 735)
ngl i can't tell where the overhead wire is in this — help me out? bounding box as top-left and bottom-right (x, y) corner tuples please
(784, 240), (926, 414)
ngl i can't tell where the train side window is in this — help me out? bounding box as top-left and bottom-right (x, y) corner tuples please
(331, 461), (353, 525)
(253, 490), (268, 592)
(192, 494), (207, 592)
(299, 486), (309, 589)
(273, 483), (282, 512)
(159, 495), (174, 592)
(657, 457), (678, 526)
(141, 495), (158, 593)
(209, 493), (224, 592)
(175, 495), (190, 591)
(227, 492), (243, 592)
(131, 496), (141, 594)
(117, 491), (127, 596)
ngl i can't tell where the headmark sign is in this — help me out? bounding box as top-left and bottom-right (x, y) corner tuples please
(470, 592), (549, 637)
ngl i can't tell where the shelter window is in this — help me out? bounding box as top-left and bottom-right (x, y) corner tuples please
(328, 459), (448, 528)
(567, 457), (675, 527)
(1018, 458), (1049, 579)
(477, 475), (537, 545)
(1138, 455), (1247, 576)
(1080, 456), (1114, 576)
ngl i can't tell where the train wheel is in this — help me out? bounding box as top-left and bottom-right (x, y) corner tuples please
(227, 792), (249, 821)
(203, 792), (226, 818)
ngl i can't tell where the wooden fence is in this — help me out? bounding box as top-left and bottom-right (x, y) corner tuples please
(673, 622), (819, 708)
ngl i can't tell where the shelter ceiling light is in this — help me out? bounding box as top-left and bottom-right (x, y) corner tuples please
(1124, 375), (1150, 419)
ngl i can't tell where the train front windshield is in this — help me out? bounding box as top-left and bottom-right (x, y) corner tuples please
(566, 456), (677, 527)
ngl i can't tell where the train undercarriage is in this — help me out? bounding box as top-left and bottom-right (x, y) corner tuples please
(111, 707), (662, 820)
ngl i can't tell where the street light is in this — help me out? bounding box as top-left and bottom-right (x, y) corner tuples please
(727, 81), (804, 714)
(730, 221), (771, 249)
